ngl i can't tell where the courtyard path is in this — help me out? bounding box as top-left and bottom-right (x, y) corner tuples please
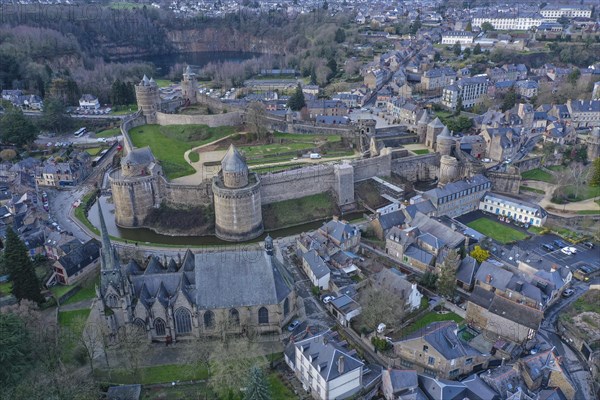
(521, 180), (600, 214)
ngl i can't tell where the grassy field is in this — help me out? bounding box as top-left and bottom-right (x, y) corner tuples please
(268, 373), (296, 400)
(129, 124), (236, 179)
(96, 364), (209, 385)
(111, 104), (138, 115)
(557, 184), (600, 202)
(0, 281), (13, 296)
(521, 168), (554, 183)
(262, 192), (335, 230)
(547, 165), (565, 172)
(95, 128), (121, 138)
(188, 152), (200, 163)
(153, 79), (173, 88)
(141, 384), (213, 400)
(577, 210), (600, 215)
(51, 284), (75, 298)
(73, 191), (100, 235)
(58, 309), (91, 328)
(467, 218), (528, 244)
(61, 275), (100, 306)
(412, 149), (430, 155)
(402, 311), (464, 336)
(85, 147), (104, 156)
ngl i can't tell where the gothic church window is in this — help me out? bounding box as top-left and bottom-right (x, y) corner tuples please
(204, 310), (215, 329)
(229, 308), (240, 327)
(154, 318), (166, 336)
(258, 307), (269, 324)
(283, 298), (289, 317)
(133, 318), (145, 333)
(107, 294), (119, 308)
(175, 307), (193, 335)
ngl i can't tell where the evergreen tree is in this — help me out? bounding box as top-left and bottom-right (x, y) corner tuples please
(287, 84), (306, 111)
(4, 227), (43, 304)
(334, 28), (346, 43)
(40, 98), (73, 134)
(465, 21), (473, 32)
(327, 58), (338, 81)
(473, 43), (482, 55)
(591, 158), (600, 187)
(244, 365), (271, 400)
(0, 313), (32, 388)
(501, 86), (517, 112)
(453, 42), (462, 56)
(437, 249), (460, 299)
(0, 108), (37, 146)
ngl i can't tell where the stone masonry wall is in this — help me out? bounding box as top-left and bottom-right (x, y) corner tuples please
(260, 165), (336, 204)
(161, 178), (214, 208)
(351, 153), (392, 182)
(487, 171), (521, 194)
(391, 153), (441, 181)
(155, 111), (242, 127)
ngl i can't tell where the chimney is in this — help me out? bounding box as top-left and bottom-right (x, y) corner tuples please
(516, 281), (523, 292)
(486, 274), (492, 284)
(332, 215), (339, 221)
(551, 264), (558, 272)
(337, 356), (345, 374)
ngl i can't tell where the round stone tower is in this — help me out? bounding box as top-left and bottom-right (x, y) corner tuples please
(436, 126), (454, 156)
(135, 75), (160, 124)
(212, 145), (263, 241)
(181, 65), (198, 105)
(439, 155), (460, 185)
(425, 117), (445, 149)
(587, 127), (600, 161)
(416, 111), (429, 143)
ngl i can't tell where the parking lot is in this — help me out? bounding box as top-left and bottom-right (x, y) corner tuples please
(521, 234), (599, 271)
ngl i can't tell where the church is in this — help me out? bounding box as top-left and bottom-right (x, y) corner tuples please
(96, 203), (297, 341)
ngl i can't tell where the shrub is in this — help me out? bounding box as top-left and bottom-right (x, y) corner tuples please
(371, 336), (391, 352)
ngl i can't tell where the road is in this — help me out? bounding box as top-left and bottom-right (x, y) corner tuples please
(538, 282), (596, 400)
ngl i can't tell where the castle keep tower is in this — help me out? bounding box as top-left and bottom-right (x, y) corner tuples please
(416, 111), (429, 143)
(181, 65), (198, 105)
(425, 117), (445, 149)
(212, 145), (263, 241)
(436, 126), (454, 156)
(439, 155), (460, 185)
(135, 75), (160, 124)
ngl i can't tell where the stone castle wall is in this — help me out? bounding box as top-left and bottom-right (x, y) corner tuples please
(391, 153), (441, 181)
(352, 152), (391, 182)
(110, 173), (161, 227)
(260, 165), (336, 205)
(156, 111), (242, 127)
(161, 178), (213, 208)
(512, 156), (542, 173)
(487, 171), (521, 194)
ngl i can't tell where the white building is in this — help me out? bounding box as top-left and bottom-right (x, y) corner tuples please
(441, 31), (475, 45)
(442, 76), (489, 110)
(301, 250), (331, 290)
(479, 192), (547, 227)
(79, 94), (100, 110)
(540, 6), (591, 22)
(472, 13), (543, 31)
(291, 332), (364, 400)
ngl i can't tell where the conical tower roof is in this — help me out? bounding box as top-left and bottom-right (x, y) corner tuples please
(221, 144), (247, 173)
(141, 75), (150, 85)
(439, 125), (451, 138)
(418, 110), (429, 124)
(428, 117), (445, 128)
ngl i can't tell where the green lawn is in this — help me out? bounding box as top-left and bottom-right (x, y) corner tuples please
(528, 226), (547, 235)
(95, 128), (121, 138)
(58, 309), (91, 328)
(95, 364), (209, 385)
(262, 192), (335, 230)
(0, 281), (13, 296)
(273, 132), (341, 143)
(73, 191), (101, 235)
(189, 152), (200, 163)
(577, 210), (600, 215)
(153, 79), (173, 88)
(521, 168), (554, 183)
(403, 311), (464, 336)
(61, 275), (100, 306)
(85, 147), (104, 156)
(141, 384), (213, 399)
(51, 284), (76, 298)
(467, 218), (528, 244)
(111, 104), (139, 115)
(412, 149), (430, 155)
(268, 373), (296, 400)
(129, 124), (236, 179)
(557, 184), (600, 202)
(547, 165), (565, 172)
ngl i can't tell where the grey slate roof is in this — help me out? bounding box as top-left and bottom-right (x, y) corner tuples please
(409, 213), (466, 249)
(403, 200), (436, 220)
(123, 147), (155, 166)
(474, 261), (514, 291)
(422, 174), (490, 205)
(418, 374), (467, 400)
(58, 239), (101, 277)
(470, 287), (544, 330)
(294, 332), (364, 382)
(302, 249), (330, 279)
(456, 256), (479, 286)
(399, 321), (481, 360)
(460, 374), (499, 400)
(320, 219), (359, 245)
(221, 144), (247, 173)
(404, 244), (434, 265)
(376, 209), (406, 231)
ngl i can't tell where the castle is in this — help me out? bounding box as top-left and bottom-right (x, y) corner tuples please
(96, 201), (297, 340)
(108, 68), (521, 242)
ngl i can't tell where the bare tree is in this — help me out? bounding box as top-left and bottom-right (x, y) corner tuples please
(246, 102), (269, 141)
(567, 162), (588, 200)
(356, 284), (406, 332)
(116, 323), (148, 380)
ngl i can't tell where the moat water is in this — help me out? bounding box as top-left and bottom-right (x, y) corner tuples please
(88, 196), (364, 246)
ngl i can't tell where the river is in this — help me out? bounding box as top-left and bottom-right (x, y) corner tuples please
(88, 196), (364, 246)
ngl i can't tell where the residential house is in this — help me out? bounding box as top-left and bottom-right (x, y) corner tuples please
(44, 232), (82, 260)
(302, 249), (331, 290)
(459, 135), (487, 159)
(442, 77), (489, 110)
(472, 12), (544, 31)
(518, 350), (576, 400)
(455, 255), (479, 291)
(441, 31), (474, 46)
(370, 209), (407, 240)
(543, 122), (577, 145)
(515, 80), (538, 99)
(421, 174), (492, 218)
(303, 85), (320, 96)
(364, 68), (388, 90)
(421, 68), (456, 91)
(479, 192), (547, 227)
(466, 286), (544, 344)
(393, 321), (489, 380)
(481, 127), (522, 162)
(373, 268), (423, 313)
(79, 94), (100, 110)
(289, 331), (365, 400)
(317, 219), (361, 253)
(381, 369), (426, 400)
(52, 238), (101, 285)
(328, 294), (361, 327)
(332, 92), (363, 109)
(307, 100), (348, 119)
(565, 99), (600, 128)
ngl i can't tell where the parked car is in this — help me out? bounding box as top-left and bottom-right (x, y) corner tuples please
(322, 295), (334, 304)
(573, 269), (590, 282)
(566, 246), (577, 254)
(560, 247), (572, 255)
(562, 289), (575, 298)
(287, 320), (300, 332)
(542, 244), (555, 252)
(583, 242), (594, 249)
(554, 239), (568, 248)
